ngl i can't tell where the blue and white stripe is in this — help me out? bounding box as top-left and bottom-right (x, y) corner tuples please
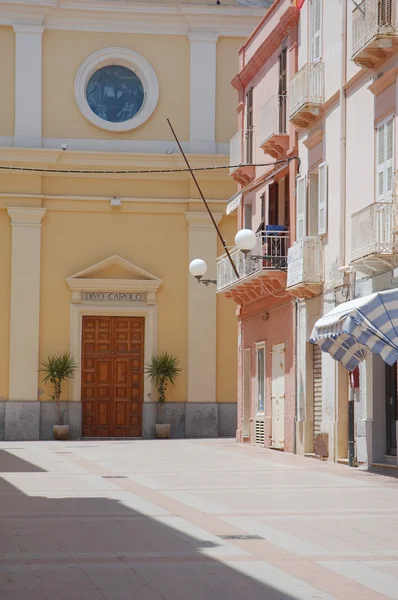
(310, 289), (398, 371)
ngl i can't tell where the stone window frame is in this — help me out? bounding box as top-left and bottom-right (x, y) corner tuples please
(74, 47), (159, 132)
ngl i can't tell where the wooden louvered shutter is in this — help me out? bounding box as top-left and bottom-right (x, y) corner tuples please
(296, 175), (307, 241)
(311, 0), (322, 62)
(318, 162), (328, 235)
(386, 117), (394, 201)
(377, 116), (394, 202)
(313, 344), (322, 442)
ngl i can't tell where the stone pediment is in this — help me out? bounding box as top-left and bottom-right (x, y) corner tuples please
(66, 255), (163, 293)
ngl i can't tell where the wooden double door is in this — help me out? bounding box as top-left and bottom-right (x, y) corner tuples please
(81, 316), (144, 438)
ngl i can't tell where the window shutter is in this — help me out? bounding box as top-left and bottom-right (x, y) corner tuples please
(386, 117), (394, 201)
(377, 117), (394, 202)
(244, 201), (252, 230)
(296, 175), (307, 241)
(318, 161), (328, 235)
(377, 120), (386, 201)
(311, 0), (322, 62)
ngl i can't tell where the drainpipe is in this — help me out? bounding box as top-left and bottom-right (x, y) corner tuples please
(340, 265), (357, 467)
(339, 0), (347, 270)
(348, 267), (357, 467)
(339, 0), (355, 467)
(293, 298), (299, 455)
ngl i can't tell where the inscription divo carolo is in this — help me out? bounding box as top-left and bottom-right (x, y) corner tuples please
(82, 292), (147, 302)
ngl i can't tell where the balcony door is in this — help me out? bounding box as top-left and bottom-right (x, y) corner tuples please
(271, 343), (285, 449)
(278, 47), (287, 135)
(386, 363), (397, 456)
(268, 182), (279, 227)
(246, 87), (254, 164)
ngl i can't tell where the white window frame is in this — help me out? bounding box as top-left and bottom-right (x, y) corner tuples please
(244, 200), (253, 230)
(255, 342), (266, 416)
(376, 115), (394, 203)
(74, 47), (159, 132)
(296, 174), (307, 241)
(318, 161), (328, 235)
(310, 0), (322, 63)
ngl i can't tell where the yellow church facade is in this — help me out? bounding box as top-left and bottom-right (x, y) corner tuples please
(0, 0), (265, 439)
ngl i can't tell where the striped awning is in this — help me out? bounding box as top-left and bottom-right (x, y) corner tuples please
(226, 191), (242, 215)
(310, 289), (398, 371)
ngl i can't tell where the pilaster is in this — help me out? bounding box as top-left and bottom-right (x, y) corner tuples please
(13, 22), (44, 148)
(188, 32), (219, 154)
(186, 212), (222, 404)
(8, 207), (46, 401)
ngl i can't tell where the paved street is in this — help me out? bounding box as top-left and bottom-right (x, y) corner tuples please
(0, 439), (398, 600)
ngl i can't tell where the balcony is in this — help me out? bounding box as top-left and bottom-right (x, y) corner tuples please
(217, 229), (289, 303)
(352, 0), (397, 68)
(351, 201), (396, 271)
(289, 62), (324, 129)
(259, 96), (289, 160)
(286, 237), (324, 298)
(229, 130), (255, 186)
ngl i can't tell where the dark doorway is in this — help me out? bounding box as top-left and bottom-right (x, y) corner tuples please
(386, 362), (397, 456)
(268, 182), (279, 226)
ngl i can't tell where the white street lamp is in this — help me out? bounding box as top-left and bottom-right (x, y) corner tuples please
(235, 229), (257, 255)
(189, 259), (216, 286)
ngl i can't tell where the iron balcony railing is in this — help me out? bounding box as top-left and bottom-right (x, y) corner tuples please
(289, 62), (324, 119)
(351, 201), (394, 262)
(352, 0), (395, 57)
(286, 237), (324, 289)
(217, 230), (289, 292)
(260, 95), (287, 146)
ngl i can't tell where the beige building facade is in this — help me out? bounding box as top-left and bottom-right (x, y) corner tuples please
(0, 0), (266, 440)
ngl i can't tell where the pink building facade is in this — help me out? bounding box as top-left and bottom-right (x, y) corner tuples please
(217, 0), (300, 451)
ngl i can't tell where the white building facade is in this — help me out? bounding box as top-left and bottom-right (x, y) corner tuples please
(289, 0), (398, 469)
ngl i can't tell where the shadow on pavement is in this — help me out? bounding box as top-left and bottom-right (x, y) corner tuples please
(0, 449), (298, 600)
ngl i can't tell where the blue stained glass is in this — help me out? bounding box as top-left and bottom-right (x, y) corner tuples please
(86, 65), (145, 123)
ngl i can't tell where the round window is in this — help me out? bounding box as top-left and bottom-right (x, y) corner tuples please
(86, 65), (145, 123)
(75, 48), (159, 132)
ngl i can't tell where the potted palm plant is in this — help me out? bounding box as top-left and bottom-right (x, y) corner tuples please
(41, 352), (77, 440)
(145, 352), (181, 439)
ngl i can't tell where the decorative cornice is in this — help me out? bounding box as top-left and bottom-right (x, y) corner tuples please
(304, 129), (324, 150)
(12, 21), (44, 34)
(66, 255), (163, 293)
(188, 32), (219, 43)
(7, 207), (46, 226)
(0, 1), (266, 37)
(0, 147), (231, 181)
(0, 193), (230, 205)
(232, 6), (299, 90)
(368, 67), (398, 96)
(185, 212), (223, 230)
(67, 278), (162, 293)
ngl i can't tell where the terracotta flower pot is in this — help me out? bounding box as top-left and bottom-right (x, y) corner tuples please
(53, 425), (69, 441)
(155, 424), (171, 439)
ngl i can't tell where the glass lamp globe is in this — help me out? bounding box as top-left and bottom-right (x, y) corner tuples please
(189, 259), (208, 279)
(235, 229), (257, 254)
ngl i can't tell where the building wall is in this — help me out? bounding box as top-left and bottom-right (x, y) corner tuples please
(42, 30), (191, 142)
(222, 0), (298, 452)
(294, 0), (398, 465)
(242, 301), (295, 453)
(0, 0), (265, 439)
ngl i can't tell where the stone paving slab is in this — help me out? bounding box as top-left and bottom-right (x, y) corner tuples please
(0, 439), (398, 599)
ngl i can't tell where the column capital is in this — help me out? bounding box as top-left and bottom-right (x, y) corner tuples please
(12, 22), (44, 35)
(188, 31), (219, 43)
(185, 212), (223, 230)
(7, 207), (46, 227)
